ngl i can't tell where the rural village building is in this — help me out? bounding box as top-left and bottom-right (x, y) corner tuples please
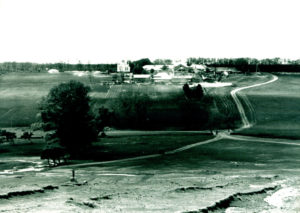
(133, 74), (151, 83)
(143, 65), (164, 72)
(117, 60), (130, 72)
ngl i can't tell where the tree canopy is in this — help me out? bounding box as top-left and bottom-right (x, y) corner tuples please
(40, 80), (98, 152)
(128, 58), (152, 74)
(109, 90), (152, 129)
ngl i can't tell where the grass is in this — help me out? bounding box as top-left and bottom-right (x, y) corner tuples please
(0, 72), (111, 127)
(0, 133), (213, 161)
(0, 72), (270, 129)
(0, 139), (45, 157)
(0, 72), (183, 127)
(90, 133), (213, 160)
(112, 137), (300, 172)
(237, 74), (300, 139)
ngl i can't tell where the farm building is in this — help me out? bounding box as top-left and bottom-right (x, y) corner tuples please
(143, 65), (164, 72)
(215, 67), (239, 74)
(48, 69), (59, 73)
(133, 74), (151, 83)
(153, 72), (172, 84)
(117, 60), (130, 72)
(153, 72), (172, 80)
(191, 64), (207, 72)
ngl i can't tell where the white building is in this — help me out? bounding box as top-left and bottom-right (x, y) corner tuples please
(117, 60), (130, 72)
(191, 64), (206, 71)
(143, 65), (164, 72)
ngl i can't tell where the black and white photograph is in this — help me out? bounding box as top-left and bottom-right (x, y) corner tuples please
(0, 0), (300, 212)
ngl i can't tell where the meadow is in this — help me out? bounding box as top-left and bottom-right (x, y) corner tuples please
(237, 74), (300, 139)
(0, 72), (185, 127)
(0, 71), (232, 130)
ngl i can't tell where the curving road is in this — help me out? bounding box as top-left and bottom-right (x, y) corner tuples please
(230, 74), (278, 130)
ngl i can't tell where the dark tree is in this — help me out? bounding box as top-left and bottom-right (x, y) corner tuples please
(0, 130), (16, 143)
(179, 98), (210, 130)
(41, 139), (70, 167)
(195, 84), (204, 99)
(20, 131), (33, 142)
(95, 107), (113, 137)
(112, 74), (118, 84)
(234, 58), (249, 72)
(129, 58), (152, 74)
(183, 83), (192, 99)
(161, 65), (169, 71)
(110, 91), (151, 129)
(40, 81), (98, 153)
(183, 83), (204, 100)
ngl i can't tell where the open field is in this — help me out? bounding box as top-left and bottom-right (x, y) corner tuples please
(0, 72), (182, 127)
(237, 74), (300, 139)
(0, 71), (271, 128)
(0, 132), (213, 170)
(1, 73), (300, 212)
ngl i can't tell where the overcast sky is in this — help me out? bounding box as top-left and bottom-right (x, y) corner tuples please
(0, 0), (299, 63)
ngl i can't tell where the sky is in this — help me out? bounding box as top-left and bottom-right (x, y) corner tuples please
(0, 0), (300, 63)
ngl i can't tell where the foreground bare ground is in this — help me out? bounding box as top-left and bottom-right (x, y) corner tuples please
(1, 136), (300, 213)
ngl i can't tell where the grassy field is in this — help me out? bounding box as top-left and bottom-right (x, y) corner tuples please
(0, 72), (183, 127)
(237, 74), (300, 139)
(0, 132), (212, 161)
(0, 72), (269, 128)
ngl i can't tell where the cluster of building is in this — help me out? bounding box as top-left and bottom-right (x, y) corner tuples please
(116, 60), (238, 84)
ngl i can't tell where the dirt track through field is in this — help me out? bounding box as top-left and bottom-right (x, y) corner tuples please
(230, 74), (278, 129)
(165, 134), (223, 154)
(59, 135), (223, 169)
(223, 133), (300, 146)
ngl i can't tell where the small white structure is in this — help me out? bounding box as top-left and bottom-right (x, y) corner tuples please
(153, 72), (172, 80)
(215, 67), (239, 73)
(117, 60), (130, 72)
(133, 74), (151, 79)
(191, 64), (206, 71)
(173, 75), (193, 79)
(133, 74), (151, 83)
(48, 69), (59, 74)
(143, 65), (164, 72)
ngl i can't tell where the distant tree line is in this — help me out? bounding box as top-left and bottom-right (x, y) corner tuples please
(188, 57), (300, 73)
(188, 57), (300, 66)
(0, 62), (117, 74)
(152, 59), (173, 65)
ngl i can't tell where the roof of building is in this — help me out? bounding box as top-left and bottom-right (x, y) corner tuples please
(153, 72), (172, 80)
(133, 74), (151, 78)
(191, 64), (206, 70)
(143, 65), (164, 71)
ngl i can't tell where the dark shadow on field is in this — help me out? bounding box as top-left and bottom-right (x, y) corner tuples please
(90, 139), (300, 172)
(235, 95), (300, 139)
(74, 133), (213, 161)
(234, 74), (300, 139)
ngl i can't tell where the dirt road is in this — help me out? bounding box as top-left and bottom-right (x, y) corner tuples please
(230, 74), (278, 129)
